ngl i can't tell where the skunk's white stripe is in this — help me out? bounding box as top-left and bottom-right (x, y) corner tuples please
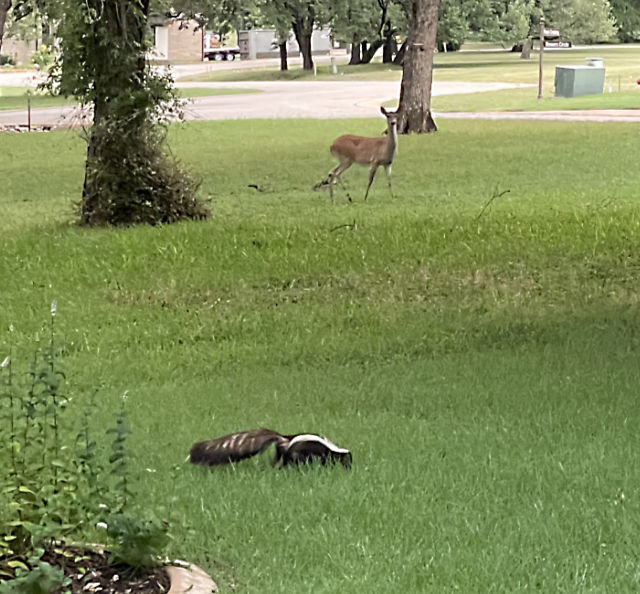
(286, 434), (350, 454)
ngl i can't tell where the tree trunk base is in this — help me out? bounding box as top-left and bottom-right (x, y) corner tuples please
(520, 38), (532, 59)
(349, 40), (361, 65)
(396, 0), (441, 136)
(398, 110), (437, 134)
(279, 42), (288, 71)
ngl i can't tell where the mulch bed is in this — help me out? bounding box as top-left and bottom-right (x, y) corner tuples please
(37, 543), (171, 593)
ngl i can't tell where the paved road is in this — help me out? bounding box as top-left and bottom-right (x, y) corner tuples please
(1, 62), (639, 126)
(0, 78), (540, 126)
(178, 80), (538, 121)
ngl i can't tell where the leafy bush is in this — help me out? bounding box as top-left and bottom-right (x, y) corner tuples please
(0, 55), (16, 67)
(105, 511), (171, 569)
(0, 558), (67, 593)
(0, 306), (172, 586)
(31, 45), (55, 71)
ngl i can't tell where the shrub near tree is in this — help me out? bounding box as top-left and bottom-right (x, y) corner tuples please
(52, 0), (208, 226)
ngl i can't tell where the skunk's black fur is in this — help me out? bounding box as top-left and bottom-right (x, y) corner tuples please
(189, 428), (352, 468)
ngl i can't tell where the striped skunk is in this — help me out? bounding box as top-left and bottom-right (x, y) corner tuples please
(189, 428), (352, 469)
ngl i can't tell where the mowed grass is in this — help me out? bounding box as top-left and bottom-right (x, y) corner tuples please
(2, 119), (640, 592)
(183, 46), (640, 86)
(0, 85), (73, 110)
(433, 88), (640, 112)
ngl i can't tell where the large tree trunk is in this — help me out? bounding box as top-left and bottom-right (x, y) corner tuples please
(397, 0), (440, 134)
(382, 35), (394, 63)
(393, 39), (407, 65)
(77, 0), (204, 226)
(361, 39), (383, 63)
(0, 0), (11, 56)
(279, 41), (288, 71)
(81, 0), (149, 224)
(292, 16), (314, 71)
(382, 23), (396, 63)
(349, 33), (361, 65)
(520, 38), (532, 59)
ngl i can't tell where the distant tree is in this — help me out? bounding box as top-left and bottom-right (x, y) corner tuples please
(542, 0), (617, 43)
(330, 0), (379, 64)
(329, 0), (409, 64)
(492, 0), (536, 56)
(0, 0), (53, 56)
(155, 0), (249, 44)
(609, 0), (640, 41)
(255, 0), (329, 70)
(361, 0), (404, 63)
(0, 0), (10, 55)
(257, 0), (293, 70)
(436, 0), (469, 51)
(397, 0), (440, 133)
(432, 0), (616, 51)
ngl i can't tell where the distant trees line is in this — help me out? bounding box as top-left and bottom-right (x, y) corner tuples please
(2, 0), (637, 70)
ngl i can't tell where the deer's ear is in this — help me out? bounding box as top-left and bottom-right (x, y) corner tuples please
(380, 106), (388, 116)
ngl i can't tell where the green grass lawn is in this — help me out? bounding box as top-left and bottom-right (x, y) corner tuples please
(2, 119), (640, 592)
(183, 46), (640, 87)
(0, 86), (259, 111)
(180, 59), (401, 82)
(434, 46), (640, 87)
(433, 88), (640, 112)
(0, 86), (73, 110)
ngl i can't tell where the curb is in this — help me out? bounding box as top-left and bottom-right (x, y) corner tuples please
(166, 563), (217, 593)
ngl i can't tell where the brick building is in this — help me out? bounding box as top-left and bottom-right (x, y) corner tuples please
(149, 16), (203, 62)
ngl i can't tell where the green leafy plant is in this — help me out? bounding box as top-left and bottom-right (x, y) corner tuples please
(30, 45), (55, 71)
(0, 308), (82, 568)
(104, 510), (170, 569)
(0, 556), (68, 594)
(0, 307), (173, 586)
(97, 394), (171, 572)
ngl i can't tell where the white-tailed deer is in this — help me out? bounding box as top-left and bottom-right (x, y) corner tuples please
(313, 106), (398, 202)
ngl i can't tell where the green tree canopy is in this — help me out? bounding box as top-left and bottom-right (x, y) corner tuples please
(609, 0), (640, 41)
(543, 0), (617, 43)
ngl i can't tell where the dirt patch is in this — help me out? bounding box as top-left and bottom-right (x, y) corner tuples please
(22, 543), (171, 593)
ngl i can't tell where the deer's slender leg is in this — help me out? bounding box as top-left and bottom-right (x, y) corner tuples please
(384, 165), (393, 198)
(364, 163), (379, 201)
(329, 162), (352, 203)
(335, 175), (353, 202)
(313, 162), (344, 192)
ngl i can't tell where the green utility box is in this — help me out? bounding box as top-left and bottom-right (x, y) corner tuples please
(554, 65), (605, 98)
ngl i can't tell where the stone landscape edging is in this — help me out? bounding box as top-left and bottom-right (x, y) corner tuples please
(166, 561), (217, 593)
